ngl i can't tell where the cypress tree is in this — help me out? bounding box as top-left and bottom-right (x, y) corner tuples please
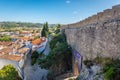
(41, 22), (49, 37)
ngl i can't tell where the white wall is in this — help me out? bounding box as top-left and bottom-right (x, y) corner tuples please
(0, 58), (24, 79)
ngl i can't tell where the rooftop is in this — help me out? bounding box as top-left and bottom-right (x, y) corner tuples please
(0, 47), (12, 55)
(0, 45), (29, 61)
(18, 48), (29, 54)
(32, 38), (42, 45)
(0, 54), (22, 62)
(0, 42), (13, 47)
(20, 37), (32, 41)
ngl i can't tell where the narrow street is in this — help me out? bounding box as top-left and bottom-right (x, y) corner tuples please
(43, 34), (51, 55)
(43, 40), (50, 55)
(23, 36), (52, 80)
(24, 53), (48, 80)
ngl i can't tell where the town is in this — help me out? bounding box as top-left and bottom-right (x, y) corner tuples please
(0, 0), (120, 80)
(0, 25), (48, 79)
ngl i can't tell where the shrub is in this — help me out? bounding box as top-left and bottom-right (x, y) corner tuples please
(83, 60), (93, 68)
(47, 71), (54, 80)
(0, 35), (11, 41)
(31, 51), (39, 65)
(39, 42), (72, 69)
(104, 66), (115, 80)
(103, 59), (120, 80)
(94, 57), (112, 65)
(49, 33), (66, 49)
(38, 33), (72, 75)
(0, 64), (21, 80)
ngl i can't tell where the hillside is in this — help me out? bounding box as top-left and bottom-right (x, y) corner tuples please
(0, 22), (44, 29)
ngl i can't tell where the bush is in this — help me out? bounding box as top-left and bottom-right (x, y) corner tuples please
(49, 33), (66, 49)
(0, 64), (21, 80)
(94, 57), (112, 65)
(38, 33), (72, 72)
(39, 42), (72, 69)
(47, 71), (55, 80)
(39, 52), (45, 58)
(83, 60), (93, 68)
(103, 59), (120, 80)
(104, 66), (115, 80)
(0, 35), (11, 41)
(83, 57), (120, 80)
(31, 51), (39, 65)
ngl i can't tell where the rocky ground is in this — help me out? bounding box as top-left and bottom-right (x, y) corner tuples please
(55, 72), (76, 80)
(77, 65), (103, 80)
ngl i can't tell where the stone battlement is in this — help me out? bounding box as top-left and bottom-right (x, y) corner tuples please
(61, 4), (120, 60)
(61, 4), (120, 30)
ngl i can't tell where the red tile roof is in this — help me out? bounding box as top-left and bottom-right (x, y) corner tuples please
(20, 37), (32, 41)
(0, 42), (13, 46)
(20, 31), (29, 34)
(0, 47), (12, 55)
(32, 38), (42, 45)
(0, 54), (22, 62)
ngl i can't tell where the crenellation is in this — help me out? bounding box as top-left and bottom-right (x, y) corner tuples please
(61, 5), (120, 30)
(112, 4), (120, 9)
(102, 9), (112, 19)
(61, 4), (120, 60)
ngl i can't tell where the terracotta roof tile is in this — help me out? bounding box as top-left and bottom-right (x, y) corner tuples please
(32, 38), (42, 45)
(18, 48), (29, 54)
(20, 37), (32, 41)
(0, 47), (12, 55)
(0, 54), (22, 62)
(0, 42), (13, 46)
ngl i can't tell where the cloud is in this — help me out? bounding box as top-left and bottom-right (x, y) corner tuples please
(73, 11), (78, 14)
(66, 0), (70, 4)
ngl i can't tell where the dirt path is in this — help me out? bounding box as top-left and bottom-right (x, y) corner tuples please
(24, 54), (48, 80)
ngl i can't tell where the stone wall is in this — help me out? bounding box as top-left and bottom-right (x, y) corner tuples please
(61, 5), (120, 30)
(61, 5), (120, 60)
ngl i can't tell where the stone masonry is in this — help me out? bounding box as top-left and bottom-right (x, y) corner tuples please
(61, 4), (120, 60)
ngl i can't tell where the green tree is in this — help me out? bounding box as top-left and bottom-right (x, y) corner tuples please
(49, 33), (65, 49)
(39, 33), (72, 70)
(31, 51), (39, 65)
(55, 24), (61, 34)
(0, 64), (21, 80)
(103, 59), (120, 80)
(41, 22), (49, 37)
(0, 35), (11, 41)
(44, 22), (49, 32)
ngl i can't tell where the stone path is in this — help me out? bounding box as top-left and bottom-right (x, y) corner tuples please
(24, 36), (52, 80)
(43, 41), (50, 55)
(24, 54), (48, 80)
(43, 35), (51, 55)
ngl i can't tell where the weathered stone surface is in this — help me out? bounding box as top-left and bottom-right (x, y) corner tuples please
(61, 5), (120, 60)
(78, 65), (103, 80)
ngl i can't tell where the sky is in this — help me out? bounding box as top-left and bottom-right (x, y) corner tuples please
(0, 0), (119, 24)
